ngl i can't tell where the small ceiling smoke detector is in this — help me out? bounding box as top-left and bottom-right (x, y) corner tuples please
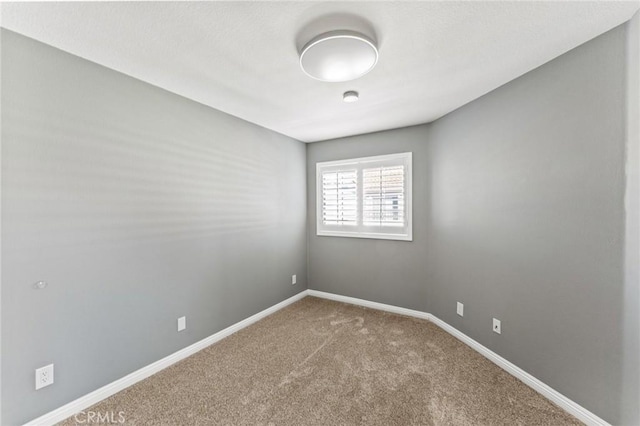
(300, 30), (378, 82)
(343, 91), (359, 103)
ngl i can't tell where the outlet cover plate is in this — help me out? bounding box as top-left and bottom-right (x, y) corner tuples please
(456, 302), (464, 317)
(292, 275), (297, 285)
(35, 364), (54, 390)
(493, 318), (501, 334)
(178, 316), (186, 332)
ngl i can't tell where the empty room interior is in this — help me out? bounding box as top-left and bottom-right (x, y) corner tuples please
(1, 1), (639, 425)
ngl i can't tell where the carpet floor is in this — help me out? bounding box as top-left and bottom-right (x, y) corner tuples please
(59, 296), (582, 425)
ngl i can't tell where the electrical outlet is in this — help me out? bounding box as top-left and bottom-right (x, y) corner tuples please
(456, 302), (464, 317)
(292, 275), (297, 285)
(177, 316), (186, 332)
(493, 318), (501, 334)
(35, 364), (54, 390)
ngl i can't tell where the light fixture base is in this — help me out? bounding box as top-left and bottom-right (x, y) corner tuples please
(343, 91), (359, 103)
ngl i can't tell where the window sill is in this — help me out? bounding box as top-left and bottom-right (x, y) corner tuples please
(316, 230), (412, 241)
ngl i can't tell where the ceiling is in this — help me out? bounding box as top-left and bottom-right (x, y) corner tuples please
(1, 1), (639, 142)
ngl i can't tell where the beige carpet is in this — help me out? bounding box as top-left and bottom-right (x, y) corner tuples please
(59, 297), (581, 425)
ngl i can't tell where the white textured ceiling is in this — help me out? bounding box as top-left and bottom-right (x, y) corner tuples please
(1, 1), (639, 142)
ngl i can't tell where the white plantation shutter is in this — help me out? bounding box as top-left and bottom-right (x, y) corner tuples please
(321, 170), (357, 226)
(363, 165), (405, 227)
(317, 152), (412, 241)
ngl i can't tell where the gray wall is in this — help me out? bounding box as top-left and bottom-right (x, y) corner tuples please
(622, 11), (640, 426)
(1, 30), (307, 425)
(308, 24), (633, 424)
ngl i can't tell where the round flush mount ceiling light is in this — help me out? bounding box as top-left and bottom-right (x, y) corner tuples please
(343, 91), (359, 103)
(300, 30), (378, 82)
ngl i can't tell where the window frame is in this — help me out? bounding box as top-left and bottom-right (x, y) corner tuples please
(316, 152), (412, 241)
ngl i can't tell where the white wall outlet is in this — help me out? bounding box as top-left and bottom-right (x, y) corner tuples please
(177, 316), (186, 332)
(292, 274), (297, 285)
(456, 302), (464, 317)
(493, 318), (501, 334)
(35, 364), (54, 390)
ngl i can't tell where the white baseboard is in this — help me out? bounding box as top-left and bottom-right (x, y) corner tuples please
(24, 291), (308, 426)
(26, 289), (610, 426)
(308, 289), (610, 426)
(426, 314), (609, 426)
(307, 289), (430, 320)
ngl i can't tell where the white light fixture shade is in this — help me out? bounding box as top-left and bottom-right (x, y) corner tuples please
(300, 31), (378, 82)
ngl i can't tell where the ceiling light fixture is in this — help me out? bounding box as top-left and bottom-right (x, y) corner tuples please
(343, 91), (359, 103)
(300, 30), (378, 82)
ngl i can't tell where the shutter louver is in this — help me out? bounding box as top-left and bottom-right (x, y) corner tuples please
(322, 170), (357, 226)
(363, 165), (405, 227)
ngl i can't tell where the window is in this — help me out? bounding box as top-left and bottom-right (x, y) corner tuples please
(316, 152), (412, 241)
